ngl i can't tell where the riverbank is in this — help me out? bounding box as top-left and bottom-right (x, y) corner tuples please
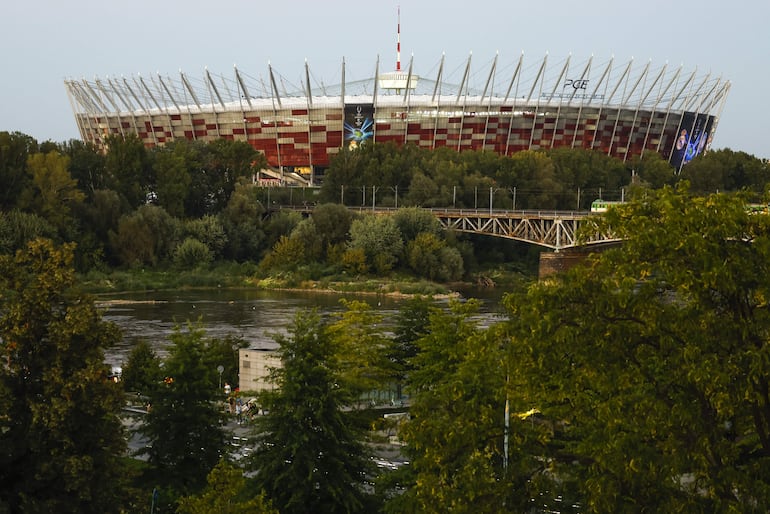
(78, 262), (532, 299)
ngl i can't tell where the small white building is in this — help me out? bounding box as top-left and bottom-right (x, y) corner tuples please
(239, 348), (281, 393)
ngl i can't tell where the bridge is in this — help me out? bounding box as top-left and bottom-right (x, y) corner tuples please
(283, 205), (618, 251)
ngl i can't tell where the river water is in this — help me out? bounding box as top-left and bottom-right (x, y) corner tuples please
(98, 287), (508, 369)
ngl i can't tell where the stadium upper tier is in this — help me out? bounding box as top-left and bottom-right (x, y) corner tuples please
(64, 53), (729, 175)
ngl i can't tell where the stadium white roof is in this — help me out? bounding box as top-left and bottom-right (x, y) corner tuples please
(65, 53), (729, 118)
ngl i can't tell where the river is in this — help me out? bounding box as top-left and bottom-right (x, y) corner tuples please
(98, 287), (508, 369)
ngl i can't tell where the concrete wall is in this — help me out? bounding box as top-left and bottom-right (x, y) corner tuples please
(239, 348), (281, 393)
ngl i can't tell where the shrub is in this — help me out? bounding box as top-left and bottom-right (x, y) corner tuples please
(173, 237), (213, 269)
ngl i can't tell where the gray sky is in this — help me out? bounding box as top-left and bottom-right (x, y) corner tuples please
(2, 0), (767, 158)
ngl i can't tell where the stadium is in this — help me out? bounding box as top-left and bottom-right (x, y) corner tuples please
(64, 48), (729, 185)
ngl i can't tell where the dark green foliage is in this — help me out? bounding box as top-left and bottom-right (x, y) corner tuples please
(183, 215), (227, 259)
(110, 204), (179, 267)
(0, 209), (57, 255)
(389, 296), (433, 398)
(201, 139), (263, 213)
(121, 339), (162, 396)
(311, 202), (354, 254)
(626, 150), (676, 190)
(177, 460), (278, 514)
(152, 142), (194, 218)
(679, 148), (769, 194)
(139, 323), (227, 501)
(220, 182), (268, 261)
(21, 151), (85, 235)
(506, 187), (770, 512)
(173, 237), (213, 269)
(0, 239), (130, 513)
(202, 335), (248, 391)
(0, 131), (37, 210)
(396, 300), (539, 513)
(104, 133), (152, 209)
(62, 139), (108, 198)
(392, 207), (443, 243)
(250, 310), (373, 514)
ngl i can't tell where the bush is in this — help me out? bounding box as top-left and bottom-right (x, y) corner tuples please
(173, 237), (213, 269)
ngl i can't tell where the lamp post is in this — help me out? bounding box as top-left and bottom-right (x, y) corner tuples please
(217, 365), (224, 392)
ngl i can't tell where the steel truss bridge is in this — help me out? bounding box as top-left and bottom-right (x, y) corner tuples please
(430, 208), (612, 250)
(293, 206), (617, 251)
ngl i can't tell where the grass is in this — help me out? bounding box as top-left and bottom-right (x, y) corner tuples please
(78, 260), (530, 298)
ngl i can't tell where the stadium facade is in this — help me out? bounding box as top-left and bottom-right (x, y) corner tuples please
(64, 52), (729, 184)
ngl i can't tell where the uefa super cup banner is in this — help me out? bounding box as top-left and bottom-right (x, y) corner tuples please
(344, 103), (375, 148)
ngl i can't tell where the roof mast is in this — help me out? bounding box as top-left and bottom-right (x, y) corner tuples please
(396, 5), (401, 72)
(379, 5), (419, 93)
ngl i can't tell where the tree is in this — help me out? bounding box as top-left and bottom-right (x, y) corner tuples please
(388, 296), (433, 400)
(22, 151), (85, 232)
(173, 237), (213, 269)
(258, 234), (307, 272)
(183, 215), (227, 260)
(201, 139), (262, 212)
(627, 151), (675, 190)
(348, 214), (403, 274)
(501, 150), (562, 209)
(0, 239), (130, 512)
(0, 209), (57, 255)
(201, 335), (248, 391)
(311, 203), (354, 257)
(679, 148), (770, 194)
(406, 232), (463, 281)
(394, 299), (537, 513)
(0, 131), (36, 210)
(121, 339), (163, 397)
(393, 207), (443, 243)
(505, 186), (770, 512)
(139, 323), (227, 503)
(176, 460), (278, 514)
(249, 310), (374, 514)
(220, 182), (268, 262)
(325, 299), (394, 398)
(104, 133), (152, 209)
(547, 147), (629, 208)
(62, 139), (107, 199)
(110, 204), (179, 267)
(153, 143), (193, 218)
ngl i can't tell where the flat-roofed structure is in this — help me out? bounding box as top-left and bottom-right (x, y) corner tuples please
(238, 348), (280, 393)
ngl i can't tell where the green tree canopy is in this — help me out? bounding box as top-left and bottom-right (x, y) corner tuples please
(0, 239), (130, 513)
(505, 186), (770, 512)
(139, 323), (227, 502)
(0, 131), (37, 210)
(152, 142), (194, 218)
(176, 460), (278, 514)
(250, 310), (374, 514)
(396, 299), (541, 513)
(21, 151), (85, 233)
(104, 133), (152, 209)
(348, 214), (403, 274)
(110, 203), (179, 267)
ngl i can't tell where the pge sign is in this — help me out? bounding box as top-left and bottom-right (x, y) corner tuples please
(564, 79), (588, 90)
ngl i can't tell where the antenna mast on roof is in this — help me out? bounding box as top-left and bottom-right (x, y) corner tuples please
(396, 6), (401, 72)
(379, 6), (419, 92)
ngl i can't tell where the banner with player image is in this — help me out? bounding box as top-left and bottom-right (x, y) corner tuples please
(670, 112), (715, 170)
(344, 103), (375, 148)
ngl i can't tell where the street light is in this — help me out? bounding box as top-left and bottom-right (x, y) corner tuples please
(217, 365), (224, 392)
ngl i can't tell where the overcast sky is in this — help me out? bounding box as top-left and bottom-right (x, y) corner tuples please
(2, 0), (767, 159)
